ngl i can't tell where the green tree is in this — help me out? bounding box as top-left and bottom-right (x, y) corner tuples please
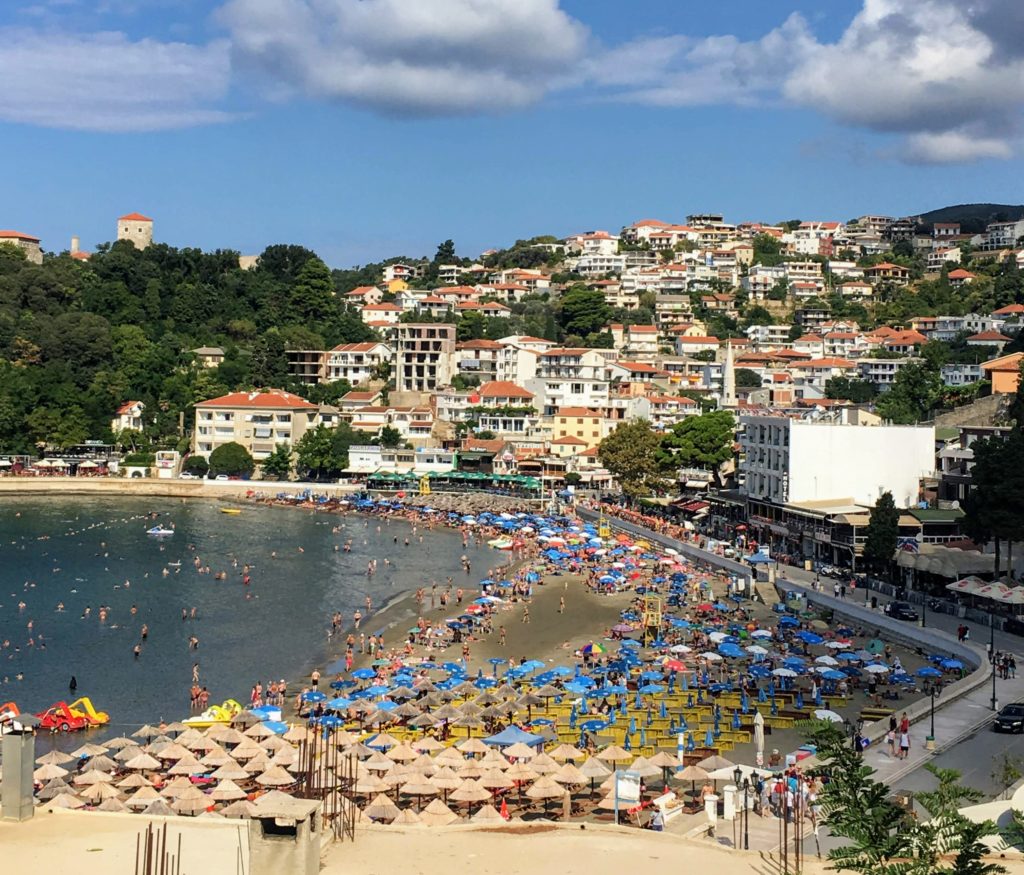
(559, 287), (611, 337)
(809, 722), (910, 873)
(182, 455), (209, 476)
(208, 441), (255, 477)
(434, 240), (457, 264)
(656, 411), (735, 483)
(963, 431), (1024, 579)
(734, 368), (762, 388)
(287, 257), (337, 325)
(864, 490), (899, 577)
(295, 424), (337, 479)
(260, 443), (293, 480)
(826, 376), (878, 403)
(875, 362), (942, 423)
(378, 425), (403, 448)
(598, 420), (666, 498)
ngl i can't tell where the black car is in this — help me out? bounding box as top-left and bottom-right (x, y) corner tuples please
(994, 704), (1024, 733)
(884, 601), (919, 622)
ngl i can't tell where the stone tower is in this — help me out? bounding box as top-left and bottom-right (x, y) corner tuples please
(116, 212), (153, 250)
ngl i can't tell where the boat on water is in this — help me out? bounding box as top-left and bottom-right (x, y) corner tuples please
(146, 526), (174, 536)
(219, 508), (242, 515)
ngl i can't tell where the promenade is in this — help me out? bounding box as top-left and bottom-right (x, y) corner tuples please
(582, 506), (1024, 857)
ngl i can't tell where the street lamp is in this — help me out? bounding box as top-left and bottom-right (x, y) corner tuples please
(991, 612), (998, 711)
(742, 777), (751, 850)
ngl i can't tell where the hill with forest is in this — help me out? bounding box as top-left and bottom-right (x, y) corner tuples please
(917, 203), (1024, 234)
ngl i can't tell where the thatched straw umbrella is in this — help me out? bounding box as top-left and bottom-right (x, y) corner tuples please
(400, 776), (440, 808)
(256, 766), (295, 788)
(414, 737), (444, 753)
(104, 736), (137, 751)
(143, 799), (176, 816)
(211, 761), (250, 781)
(456, 737), (489, 756)
(471, 803), (505, 823)
(579, 756), (611, 798)
(36, 750), (75, 766)
(33, 763), (70, 782)
(117, 773), (153, 790)
(548, 744), (585, 762)
(73, 770), (114, 786)
(71, 742), (109, 758)
(433, 747), (465, 768)
(391, 807), (424, 826)
(80, 781), (121, 802)
(97, 797), (129, 813)
(596, 745), (632, 763)
(126, 787), (162, 808)
(46, 793), (85, 810)
(125, 752), (161, 771)
(363, 793), (401, 822)
(220, 800), (257, 818)
(210, 779), (247, 802)
(449, 778), (491, 814)
(419, 798), (458, 826)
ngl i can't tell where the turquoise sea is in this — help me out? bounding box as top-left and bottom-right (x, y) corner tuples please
(0, 497), (487, 739)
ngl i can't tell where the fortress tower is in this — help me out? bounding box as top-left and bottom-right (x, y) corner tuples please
(116, 212), (153, 250)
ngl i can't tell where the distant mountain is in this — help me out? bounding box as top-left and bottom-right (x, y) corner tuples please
(917, 203), (1024, 234)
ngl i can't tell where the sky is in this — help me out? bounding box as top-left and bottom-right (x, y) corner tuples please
(2, 0), (1023, 267)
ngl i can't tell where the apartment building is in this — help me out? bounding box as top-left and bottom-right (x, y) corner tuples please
(746, 324), (791, 348)
(525, 348), (611, 415)
(193, 390), (322, 460)
(857, 356), (918, 392)
(738, 413), (934, 506)
(395, 323), (456, 394)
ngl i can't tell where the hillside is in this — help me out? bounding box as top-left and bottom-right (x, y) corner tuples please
(917, 203), (1024, 234)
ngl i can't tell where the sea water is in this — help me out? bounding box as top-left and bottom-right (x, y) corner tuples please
(0, 497), (485, 738)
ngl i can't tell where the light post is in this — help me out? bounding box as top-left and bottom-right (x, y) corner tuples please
(742, 776), (750, 850)
(991, 612), (998, 711)
(733, 766), (747, 849)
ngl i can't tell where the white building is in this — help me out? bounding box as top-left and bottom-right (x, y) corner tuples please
(327, 342), (392, 384)
(856, 357), (918, 392)
(525, 348), (611, 416)
(746, 324), (791, 348)
(112, 400), (145, 434)
(739, 414), (934, 507)
(575, 253), (627, 276)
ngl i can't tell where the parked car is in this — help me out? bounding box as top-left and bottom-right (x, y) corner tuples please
(214, 474), (229, 481)
(994, 703), (1024, 733)
(884, 601), (919, 622)
(179, 472), (197, 480)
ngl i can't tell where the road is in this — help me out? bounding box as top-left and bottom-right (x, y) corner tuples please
(893, 723), (1024, 800)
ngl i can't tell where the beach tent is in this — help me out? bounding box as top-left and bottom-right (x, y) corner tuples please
(482, 726), (544, 749)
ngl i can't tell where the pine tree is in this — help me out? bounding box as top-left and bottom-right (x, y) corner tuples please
(864, 491), (899, 577)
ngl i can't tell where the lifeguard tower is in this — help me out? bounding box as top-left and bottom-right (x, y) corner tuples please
(641, 594), (663, 645)
(419, 475), (431, 496)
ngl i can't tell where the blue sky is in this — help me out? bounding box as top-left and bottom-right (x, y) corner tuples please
(2, 0), (1023, 266)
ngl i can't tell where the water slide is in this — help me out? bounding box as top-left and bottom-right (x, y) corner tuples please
(67, 696), (110, 725)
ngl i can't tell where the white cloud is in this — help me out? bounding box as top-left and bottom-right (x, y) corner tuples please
(577, 14), (815, 107)
(904, 130), (1014, 164)
(579, 0), (1024, 163)
(0, 29), (233, 131)
(217, 0), (588, 115)
(783, 0), (1024, 156)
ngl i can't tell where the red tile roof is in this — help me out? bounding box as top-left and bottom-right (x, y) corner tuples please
(118, 212), (152, 222)
(556, 407), (603, 417)
(363, 303), (402, 311)
(476, 381), (534, 400)
(968, 330), (1010, 342)
(0, 230), (39, 241)
(551, 436), (588, 445)
(196, 390), (316, 409)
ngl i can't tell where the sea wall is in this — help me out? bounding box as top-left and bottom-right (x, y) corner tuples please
(0, 478), (357, 500)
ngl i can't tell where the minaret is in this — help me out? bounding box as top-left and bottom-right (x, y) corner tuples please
(722, 340), (737, 408)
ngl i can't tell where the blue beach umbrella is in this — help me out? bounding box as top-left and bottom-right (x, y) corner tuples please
(917, 666), (943, 678)
(704, 728), (714, 748)
(732, 710), (741, 730)
(302, 691), (327, 703)
(686, 733), (696, 752)
(351, 668), (376, 680)
(660, 701), (667, 719)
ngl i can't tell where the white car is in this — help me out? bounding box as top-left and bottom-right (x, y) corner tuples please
(214, 474), (229, 481)
(179, 472), (197, 480)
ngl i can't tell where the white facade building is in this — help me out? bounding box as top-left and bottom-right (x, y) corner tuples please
(739, 415), (934, 507)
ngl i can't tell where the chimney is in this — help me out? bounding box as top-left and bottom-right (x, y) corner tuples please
(70, 236), (80, 254)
